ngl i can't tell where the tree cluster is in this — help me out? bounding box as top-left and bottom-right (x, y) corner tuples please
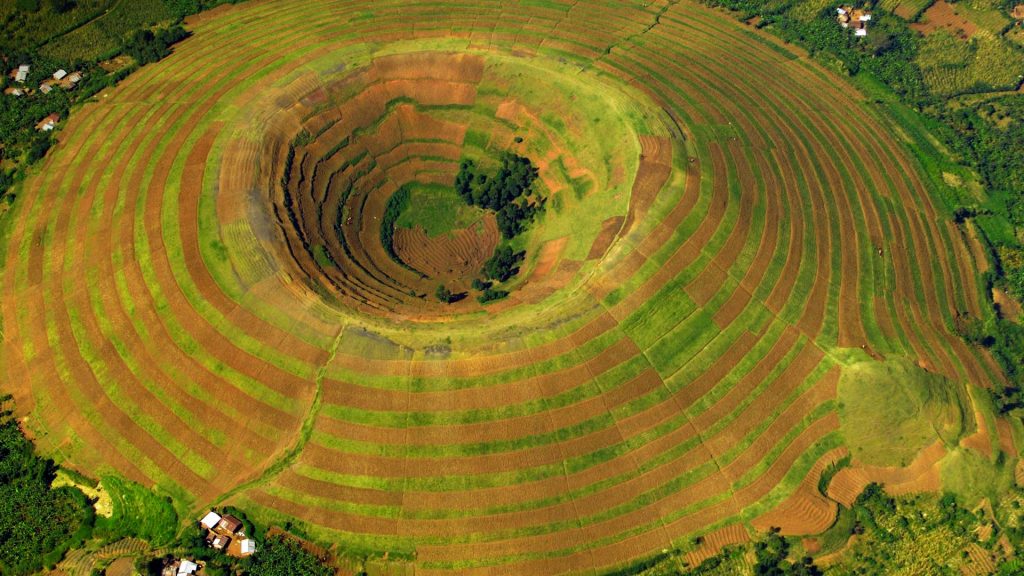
(481, 245), (524, 283)
(124, 25), (190, 66)
(0, 395), (93, 575)
(753, 528), (822, 576)
(379, 186), (424, 276)
(434, 284), (465, 304)
(455, 153), (542, 239)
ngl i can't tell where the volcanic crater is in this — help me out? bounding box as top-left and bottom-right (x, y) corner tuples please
(246, 52), (640, 321)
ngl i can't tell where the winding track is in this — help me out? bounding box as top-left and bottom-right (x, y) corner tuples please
(0, 0), (1003, 573)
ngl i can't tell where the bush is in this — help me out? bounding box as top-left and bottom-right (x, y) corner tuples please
(477, 287), (508, 303)
(435, 284), (453, 303)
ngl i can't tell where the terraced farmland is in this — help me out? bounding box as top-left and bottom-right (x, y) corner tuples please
(0, 0), (1009, 574)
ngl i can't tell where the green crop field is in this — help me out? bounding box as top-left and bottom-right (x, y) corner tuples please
(0, 0), (1018, 574)
(395, 183), (486, 238)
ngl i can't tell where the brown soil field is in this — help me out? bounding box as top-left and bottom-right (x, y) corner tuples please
(993, 287), (1022, 321)
(393, 216), (500, 287)
(828, 441), (947, 507)
(684, 524), (750, 567)
(752, 447), (849, 535)
(911, 0), (979, 38)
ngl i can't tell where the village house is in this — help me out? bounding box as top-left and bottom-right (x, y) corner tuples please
(35, 113), (59, 132)
(209, 532), (231, 550)
(14, 65), (29, 83)
(836, 5), (871, 36)
(161, 558), (199, 576)
(53, 69), (67, 80)
(217, 514), (243, 534)
(199, 510), (221, 530)
(39, 83), (53, 94)
(197, 510), (258, 558)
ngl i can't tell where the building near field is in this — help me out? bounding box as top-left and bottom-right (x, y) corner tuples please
(161, 559), (199, 576)
(14, 65), (29, 83)
(209, 533), (231, 550)
(217, 514), (243, 534)
(198, 509), (257, 558)
(199, 510), (221, 530)
(836, 5), (871, 35)
(53, 69), (67, 80)
(36, 114), (59, 132)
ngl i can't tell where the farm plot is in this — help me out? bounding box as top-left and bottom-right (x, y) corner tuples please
(0, 0), (1006, 574)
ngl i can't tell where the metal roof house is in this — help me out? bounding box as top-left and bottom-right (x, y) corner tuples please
(14, 65), (29, 83)
(53, 69), (67, 80)
(239, 538), (257, 556)
(36, 113), (59, 132)
(217, 514), (243, 534)
(199, 510), (222, 530)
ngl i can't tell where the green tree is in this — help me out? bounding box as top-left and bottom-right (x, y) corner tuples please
(482, 245), (524, 282)
(0, 395), (93, 575)
(435, 284), (454, 303)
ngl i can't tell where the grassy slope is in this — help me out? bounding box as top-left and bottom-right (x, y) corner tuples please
(838, 358), (969, 467)
(394, 182), (485, 238)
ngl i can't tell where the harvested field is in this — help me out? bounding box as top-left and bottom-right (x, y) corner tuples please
(0, 0), (1004, 574)
(910, 0), (979, 38)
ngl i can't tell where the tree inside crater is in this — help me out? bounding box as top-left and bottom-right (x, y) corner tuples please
(455, 152), (543, 240)
(454, 152), (543, 299)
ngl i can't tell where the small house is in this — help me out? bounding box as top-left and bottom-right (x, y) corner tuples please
(176, 559), (199, 575)
(36, 114), (59, 132)
(15, 65), (29, 83)
(39, 83), (53, 94)
(217, 514), (243, 534)
(239, 538), (257, 556)
(199, 510), (222, 530)
(67, 72), (82, 84)
(53, 69), (67, 80)
(855, 28), (867, 36)
(212, 534), (231, 550)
